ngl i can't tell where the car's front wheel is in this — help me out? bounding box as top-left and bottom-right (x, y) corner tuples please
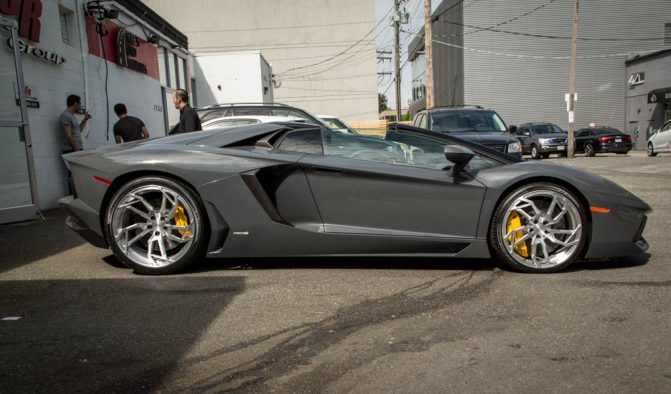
(648, 143), (657, 157)
(584, 143), (595, 157)
(489, 183), (587, 273)
(104, 176), (208, 275)
(530, 145), (541, 159)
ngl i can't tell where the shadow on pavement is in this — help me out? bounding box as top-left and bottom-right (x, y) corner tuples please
(192, 256), (499, 273)
(570, 253), (651, 272)
(0, 276), (246, 392)
(0, 209), (85, 274)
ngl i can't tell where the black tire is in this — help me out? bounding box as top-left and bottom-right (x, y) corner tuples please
(104, 176), (208, 275)
(584, 143), (595, 157)
(541, 153), (551, 159)
(647, 143), (657, 157)
(530, 145), (541, 159)
(488, 182), (587, 273)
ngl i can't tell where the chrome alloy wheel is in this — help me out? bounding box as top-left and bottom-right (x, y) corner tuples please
(110, 185), (198, 268)
(500, 190), (582, 269)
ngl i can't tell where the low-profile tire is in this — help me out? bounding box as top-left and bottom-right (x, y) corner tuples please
(104, 176), (208, 275)
(584, 143), (595, 157)
(530, 145), (541, 159)
(648, 143), (657, 157)
(488, 182), (587, 273)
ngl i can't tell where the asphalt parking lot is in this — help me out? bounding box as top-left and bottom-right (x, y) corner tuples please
(1, 151), (670, 393)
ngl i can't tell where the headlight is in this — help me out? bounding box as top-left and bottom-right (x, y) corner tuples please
(508, 141), (522, 153)
(538, 138), (554, 145)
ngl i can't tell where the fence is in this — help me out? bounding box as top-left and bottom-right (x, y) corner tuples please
(348, 120), (411, 136)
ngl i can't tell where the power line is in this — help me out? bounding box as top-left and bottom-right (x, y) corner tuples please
(436, 21), (667, 41)
(280, 50), (375, 80)
(277, 86), (376, 94)
(282, 72), (376, 81)
(278, 6), (394, 76)
(183, 20), (377, 33)
(432, 38), (631, 60)
(464, 0), (559, 33)
(432, 0), (466, 21)
(283, 95), (377, 103)
(279, 92), (377, 99)
(191, 40), (377, 51)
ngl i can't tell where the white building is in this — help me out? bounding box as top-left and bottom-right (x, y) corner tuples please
(142, 0), (379, 121)
(194, 51), (273, 107)
(0, 0), (193, 223)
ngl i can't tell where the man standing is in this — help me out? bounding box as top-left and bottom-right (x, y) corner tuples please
(169, 89), (201, 134)
(60, 94), (91, 153)
(113, 103), (150, 143)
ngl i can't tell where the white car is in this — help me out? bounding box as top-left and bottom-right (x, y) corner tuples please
(317, 115), (358, 134)
(201, 115), (304, 130)
(647, 119), (671, 156)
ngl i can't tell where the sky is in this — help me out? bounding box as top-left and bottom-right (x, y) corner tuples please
(375, 0), (438, 110)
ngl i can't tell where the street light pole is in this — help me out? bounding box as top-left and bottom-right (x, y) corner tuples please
(567, 0), (580, 158)
(394, 0), (402, 122)
(424, 0), (434, 109)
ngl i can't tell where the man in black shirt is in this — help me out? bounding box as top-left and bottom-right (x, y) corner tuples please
(113, 103), (150, 143)
(169, 89), (202, 134)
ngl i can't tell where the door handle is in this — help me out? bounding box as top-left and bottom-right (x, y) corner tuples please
(311, 167), (343, 176)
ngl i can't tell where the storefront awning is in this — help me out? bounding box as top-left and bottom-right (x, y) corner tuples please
(648, 87), (671, 103)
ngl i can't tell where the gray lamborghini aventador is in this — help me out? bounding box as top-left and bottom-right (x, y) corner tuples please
(60, 122), (651, 275)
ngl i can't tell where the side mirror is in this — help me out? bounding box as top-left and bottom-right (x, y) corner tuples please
(508, 125), (518, 133)
(445, 145), (475, 177)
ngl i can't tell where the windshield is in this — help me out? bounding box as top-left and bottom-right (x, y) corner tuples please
(532, 124), (564, 134)
(430, 111), (507, 133)
(322, 118), (347, 129)
(197, 106), (333, 129)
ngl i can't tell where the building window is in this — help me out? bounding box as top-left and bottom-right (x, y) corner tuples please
(158, 47), (168, 86)
(59, 6), (73, 45)
(665, 23), (671, 47)
(169, 52), (177, 89)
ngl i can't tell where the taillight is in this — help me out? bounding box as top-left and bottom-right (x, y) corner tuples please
(597, 136), (614, 142)
(623, 135), (631, 140)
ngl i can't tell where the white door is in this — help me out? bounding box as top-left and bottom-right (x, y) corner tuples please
(0, 18), (39, 223)
(655, 120), (671, 152)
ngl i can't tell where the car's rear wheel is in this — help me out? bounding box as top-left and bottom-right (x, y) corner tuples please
(584, 143), (595, 157)
(541, 153), (550, 159)
(104, 176), (208, 275)
(530, 145), (541, 159)
(489, 183), (587, 273)
(648, 143), (657, 157)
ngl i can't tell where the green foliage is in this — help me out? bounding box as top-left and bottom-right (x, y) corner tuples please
(378, 93), (389, 113)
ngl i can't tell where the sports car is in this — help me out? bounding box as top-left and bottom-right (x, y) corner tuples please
(60, 122), (651, 275)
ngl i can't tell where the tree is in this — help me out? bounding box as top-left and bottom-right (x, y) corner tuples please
(378, 93), (389, 113)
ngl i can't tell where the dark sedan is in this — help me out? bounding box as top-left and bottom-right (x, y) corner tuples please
(575, 127), (632, 156)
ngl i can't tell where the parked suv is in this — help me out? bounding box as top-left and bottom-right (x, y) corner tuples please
(411, 106), (522, 158)
(514, 122), (568, 159)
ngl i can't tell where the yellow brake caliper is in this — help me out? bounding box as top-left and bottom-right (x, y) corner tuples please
(173, 203), (191, 239)
(507, 211), (528, 257)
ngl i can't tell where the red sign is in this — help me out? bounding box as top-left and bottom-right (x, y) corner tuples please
(0, 0), (42, 42)
(85, 16), (159, 80)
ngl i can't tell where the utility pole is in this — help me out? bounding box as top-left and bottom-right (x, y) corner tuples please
(567, 0), (580, 158)
(424, 0), (434, 109)
(393, 0), (402, 122)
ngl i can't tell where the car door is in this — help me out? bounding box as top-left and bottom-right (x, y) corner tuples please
(574, 129), (589, 152)
(654, 120), (671, 152)
(300, 129), (488, 239)
(516, 127), (532, 153)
